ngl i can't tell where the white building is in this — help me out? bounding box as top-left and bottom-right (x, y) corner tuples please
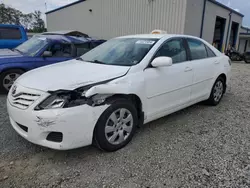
(46, 0), (244, 52)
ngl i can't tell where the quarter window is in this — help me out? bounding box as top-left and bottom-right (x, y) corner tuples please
(187, 38), (207, 60)
(155, 39), (187, 63)
(205, 45), (216, 57)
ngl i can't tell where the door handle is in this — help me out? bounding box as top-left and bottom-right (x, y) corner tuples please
(214, 61), (219, 64)
(184, 67), (192, 72)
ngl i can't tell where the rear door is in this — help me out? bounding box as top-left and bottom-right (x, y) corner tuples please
(0, 27), (25, 49)
(186, 38), (218, 101)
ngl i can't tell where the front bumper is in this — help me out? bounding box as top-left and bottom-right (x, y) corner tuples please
(7, 85), (108, 150)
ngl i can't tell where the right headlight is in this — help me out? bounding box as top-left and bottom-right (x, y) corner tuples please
(35, 90), (87, 110)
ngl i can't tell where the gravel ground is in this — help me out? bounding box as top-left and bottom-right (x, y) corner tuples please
(1, 62), (250, 188)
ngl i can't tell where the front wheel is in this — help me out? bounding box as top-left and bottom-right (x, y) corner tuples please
(206, 77), (225, 106)
(93, 99), (138, 152)
(0, 69), (24, 93)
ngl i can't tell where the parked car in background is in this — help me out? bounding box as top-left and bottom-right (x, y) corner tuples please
(0, 32), (106, 92)
(0, 24), (28, 49)
(7, 31), (231, 151)
(243, 51), (250, 63)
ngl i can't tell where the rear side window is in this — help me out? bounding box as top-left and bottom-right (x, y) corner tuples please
(187, 38), (207, 60)
(0, 27), (22, 40)
(205, 45), (216, 57)
(75, 43), (91, 56)
(92, 41), (105, 48)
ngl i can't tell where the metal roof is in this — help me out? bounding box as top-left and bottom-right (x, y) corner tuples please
(46, 0), (244, 17)
(207, 0), (244, 17)
(46, 0), (85, 14)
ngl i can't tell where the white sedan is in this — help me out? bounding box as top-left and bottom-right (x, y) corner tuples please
(7, 33), (231, 151)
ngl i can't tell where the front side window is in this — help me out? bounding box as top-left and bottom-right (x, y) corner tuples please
(187, 38), (207, 60)
(0, 27), (21, 40)
(154, 38), (187, 63)
(15, 36), (49, 56)
(47, 43), (72, 57)
(81, 38), (158, 66)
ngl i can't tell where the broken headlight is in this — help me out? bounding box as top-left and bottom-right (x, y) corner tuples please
(35, 90), (88, 110)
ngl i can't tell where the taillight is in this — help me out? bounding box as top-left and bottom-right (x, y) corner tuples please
(228, 59), (231, 66)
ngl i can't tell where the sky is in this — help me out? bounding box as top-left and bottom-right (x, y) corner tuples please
(2, 0), (250, 27)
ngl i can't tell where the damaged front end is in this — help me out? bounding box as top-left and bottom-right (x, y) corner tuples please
(34, 81), (113, 111)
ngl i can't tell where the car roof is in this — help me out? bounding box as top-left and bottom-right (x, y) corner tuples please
(42, 30), (89, 37)
(34, 34), (103, 44)
(117, 34), (203, 40)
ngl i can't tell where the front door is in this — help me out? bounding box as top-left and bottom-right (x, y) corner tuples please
(144, 38), (193, 120)
(33, 42), (73, 69)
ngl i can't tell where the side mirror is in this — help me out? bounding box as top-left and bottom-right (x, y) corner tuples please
(151, 56), (173, 67)
(42, 51), (52, 57)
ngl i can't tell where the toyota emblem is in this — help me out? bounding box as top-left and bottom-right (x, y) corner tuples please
(12, 85), (17, 96)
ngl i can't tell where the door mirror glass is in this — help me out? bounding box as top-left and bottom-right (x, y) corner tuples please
(151, 56), (173, 67)
(42, 51), (52, 57)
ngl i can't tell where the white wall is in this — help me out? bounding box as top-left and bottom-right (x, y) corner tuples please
(46, 0), (187, 39)
(184, 0), (203, 37)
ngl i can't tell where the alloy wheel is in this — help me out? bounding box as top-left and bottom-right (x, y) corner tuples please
(3, 73), (21, 91)
(213, 80), (223, 102)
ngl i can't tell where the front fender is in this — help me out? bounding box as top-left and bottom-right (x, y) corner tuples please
(85, 83), (131, 98)
(85, 74), (147, 114)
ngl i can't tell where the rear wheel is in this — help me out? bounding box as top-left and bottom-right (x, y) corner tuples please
(206, 77), (225, 106)
(94, 99), (138, 152)
(0, 69), (24, 93)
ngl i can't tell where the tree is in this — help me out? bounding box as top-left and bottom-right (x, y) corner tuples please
(0, 3), (46, 32)
(0, 3), (23, 25)
(21, 13), (33, 29)
(31, 11), (46, 32)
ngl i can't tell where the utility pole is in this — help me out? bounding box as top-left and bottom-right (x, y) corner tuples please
(44, 0), (47, 12)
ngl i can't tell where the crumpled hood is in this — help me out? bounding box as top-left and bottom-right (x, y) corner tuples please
(16, 59), (130, 91)
(0, 49), (23, 58)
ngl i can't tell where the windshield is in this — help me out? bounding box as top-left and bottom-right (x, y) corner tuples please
(15, 36), (49, 56)
(81, 38), (158, 66)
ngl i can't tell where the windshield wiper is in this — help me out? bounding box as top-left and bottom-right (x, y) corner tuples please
(76, 57), (84, 61)
(13, 48), (23, 54)
(92, 60), (106, 64)
(82, 60), (106, 64)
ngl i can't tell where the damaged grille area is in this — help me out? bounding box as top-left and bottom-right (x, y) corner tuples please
(46, 132), (63, 143)
(11, 92), (41, 110)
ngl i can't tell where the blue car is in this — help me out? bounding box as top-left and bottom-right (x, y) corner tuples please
(0, 24), (28, 49)
(0, 32), (106, 92)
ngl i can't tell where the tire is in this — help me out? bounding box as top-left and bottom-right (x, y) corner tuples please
(206, 77), (225, 106)
(0, 69), (24, 93)
(94, 98), (138, 152)
(245, 59), (250, 64)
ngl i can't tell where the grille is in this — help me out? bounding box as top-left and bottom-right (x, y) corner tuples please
(11, 92), (41, 110)
(17, 123), (28, 132)
(46, 132), (63, 143)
